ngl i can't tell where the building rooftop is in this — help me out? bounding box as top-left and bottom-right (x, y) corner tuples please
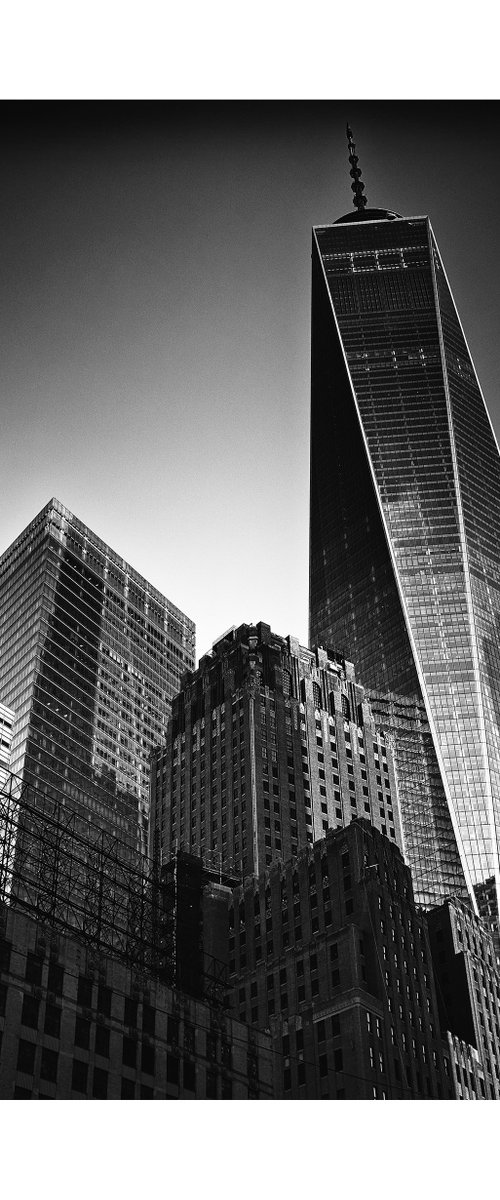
(335, 207), (402, 224)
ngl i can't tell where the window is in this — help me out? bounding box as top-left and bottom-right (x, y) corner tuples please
(124, 997), (138, 1027)
(142, 1003), (156, 1036)
(44, 1004), (61, 1039)
(40, 1047), (58, 1084)
(92, 1067), (108, 1099)
(95, 1025), (110, 1058)
(47, 961), (64, 996)
(121, 1077), (135, 1099)
(319, 1054), (328, 1078)
(184, 1023), (195, 1056)
(77, 975), (93, 1008)
(183, 1060), (196, 1091)
(74, 1016), (90, 1050)
(206, 1071), (218, 1099)
(167, 1015), (179, 1046)
(142, 1044), (155, 1075)
(97, 984), (112, 1018)
(71, 1059), (88, 1093)
(167, 1055), (179, 1084)
(17, 1039), (36, 1075)
(122, 1036), (137, 1068)
(21, 994), (40, 1030)
(25, 952), (43, 987)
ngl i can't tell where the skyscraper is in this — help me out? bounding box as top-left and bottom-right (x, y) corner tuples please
(309, 128), (500, 916)
(0, 498), (195, 856)
(150, 621), (403, 881)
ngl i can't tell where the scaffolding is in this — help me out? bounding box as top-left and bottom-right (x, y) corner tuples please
(0, 768), (236, 1006)
(0, 766), (159, 972)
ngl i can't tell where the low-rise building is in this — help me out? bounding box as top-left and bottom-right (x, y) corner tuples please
(0, 902), (274, 1100)
(228, 819), (452, 1099)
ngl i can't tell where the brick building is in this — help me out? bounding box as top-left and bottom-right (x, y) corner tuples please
(0, 903), (274, 1100)
(228, 819), (452, 1099)
(0, 765), (274, 1101)
(428, 898), (500, 1099)
(150, 622), (403, 883)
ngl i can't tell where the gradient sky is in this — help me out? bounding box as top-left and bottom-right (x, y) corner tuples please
(2, 101), (500, 662)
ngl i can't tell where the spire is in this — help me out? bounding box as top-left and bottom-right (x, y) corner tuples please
(346, 123), (367, 211)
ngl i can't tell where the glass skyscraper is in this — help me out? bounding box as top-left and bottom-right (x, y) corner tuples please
(0, 498), (195, 856)
(309, 197), (500, 920)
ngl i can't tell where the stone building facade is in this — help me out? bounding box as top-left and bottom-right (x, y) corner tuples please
(0, 903), (274, 1100)
(228, 819), (452, 1099)
(150, 622), (403, 884)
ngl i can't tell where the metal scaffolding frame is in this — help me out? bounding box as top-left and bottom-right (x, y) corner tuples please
(0, 768), (234, 1006)
(0, 766), (159, 972)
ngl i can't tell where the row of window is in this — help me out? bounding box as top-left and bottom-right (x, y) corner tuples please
(10, 1040), (231, 1098)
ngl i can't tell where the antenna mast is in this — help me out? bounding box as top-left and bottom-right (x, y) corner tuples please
(346, 123), (368, 211)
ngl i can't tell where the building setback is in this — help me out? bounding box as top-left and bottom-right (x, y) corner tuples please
(228, 820), (453, 1099)
(309, 169), (500, 916)
(150, 621), (403, 883)
(0, 903), (274, 1100)
(428, 898), (500, 1098)
(0, 498), (195, 857)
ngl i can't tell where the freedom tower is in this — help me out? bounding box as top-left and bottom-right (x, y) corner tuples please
(309, 127), (500, 924)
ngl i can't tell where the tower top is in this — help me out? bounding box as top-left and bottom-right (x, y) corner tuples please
(346, 123), (367, 211)
(333, 123), (400, 225)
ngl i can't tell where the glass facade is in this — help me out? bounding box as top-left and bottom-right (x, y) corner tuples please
(0, 498), (195, 856)
(309, 212), (500, 913)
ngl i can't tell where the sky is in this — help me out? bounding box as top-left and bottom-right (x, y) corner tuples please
(2, 100), (500, 663)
